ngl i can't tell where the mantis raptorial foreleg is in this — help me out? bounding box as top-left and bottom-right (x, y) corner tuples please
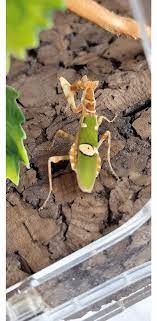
(39, 155), (69, 210)
(98, 130), (119, 180)
(60, 77), (83, 113)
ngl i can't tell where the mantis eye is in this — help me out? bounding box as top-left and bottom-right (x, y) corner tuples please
(79, 144), (97, 156)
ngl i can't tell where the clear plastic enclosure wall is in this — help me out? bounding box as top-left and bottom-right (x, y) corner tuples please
(7, 202), (151, 321)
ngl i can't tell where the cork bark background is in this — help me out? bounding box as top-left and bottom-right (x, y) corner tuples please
(6, 0), (151, 288)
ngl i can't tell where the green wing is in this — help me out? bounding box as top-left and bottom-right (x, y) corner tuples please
(79, 115), (98, 146)
(76, 115), (98, 192)
(77, 152), (97, 192)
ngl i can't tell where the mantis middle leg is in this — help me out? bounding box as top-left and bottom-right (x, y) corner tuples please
(52, 129), (74, 146)
(97, 114), (117, 127)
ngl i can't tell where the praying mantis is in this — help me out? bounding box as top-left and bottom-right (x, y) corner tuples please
(40, 75), (119, 210)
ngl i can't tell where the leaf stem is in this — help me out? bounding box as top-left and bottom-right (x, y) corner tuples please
(65, 0), (151, 40)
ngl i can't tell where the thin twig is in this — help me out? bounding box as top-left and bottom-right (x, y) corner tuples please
(65, 0), (151, 40)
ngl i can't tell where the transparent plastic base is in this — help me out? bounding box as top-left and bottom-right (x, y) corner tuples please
(7, 201), (151, 321)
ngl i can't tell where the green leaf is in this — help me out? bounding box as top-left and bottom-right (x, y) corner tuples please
(6, 86), (29, 185)
(7, 0), (65, 71)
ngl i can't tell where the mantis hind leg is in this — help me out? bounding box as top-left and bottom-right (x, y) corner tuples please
(39, 155), (69, 211)
(39, 130), (73, 210)
(98, 130), (119, 180)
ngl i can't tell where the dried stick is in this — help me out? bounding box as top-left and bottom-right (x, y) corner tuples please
(65, 0), (151, 40)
